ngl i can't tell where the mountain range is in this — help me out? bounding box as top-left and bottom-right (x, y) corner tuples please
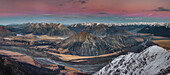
(5, 23), (75, 36)
(69, 23), (135, 36)
(22, 23), (75, 36)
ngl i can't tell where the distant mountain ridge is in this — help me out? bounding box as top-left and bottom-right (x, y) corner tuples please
(69, 23), (135, 36)
(7, 23), (75, 36)
(138, 25), (170, 37)
(69, 22), (170, 27)
(6, 22), (170, 37)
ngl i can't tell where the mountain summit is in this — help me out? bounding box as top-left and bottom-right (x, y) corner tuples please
(65, 32), (96, 42)
(56, 32), (114, 56)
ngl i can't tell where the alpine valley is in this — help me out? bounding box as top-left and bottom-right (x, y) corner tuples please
(0, 22), (170, 75)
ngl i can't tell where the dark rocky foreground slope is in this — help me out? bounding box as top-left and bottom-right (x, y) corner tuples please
(0, 56), (60, 75)
(0, 55), (89, 75)
(95, 46), (170, 75)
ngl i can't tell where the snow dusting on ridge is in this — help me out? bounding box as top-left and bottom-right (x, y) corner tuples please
(94, 45), (170, 75)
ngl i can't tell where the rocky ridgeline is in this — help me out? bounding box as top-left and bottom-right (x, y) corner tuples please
(95, 46), (170, 75)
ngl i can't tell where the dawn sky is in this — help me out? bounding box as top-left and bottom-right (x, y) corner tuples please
(0, 0), (170, 18)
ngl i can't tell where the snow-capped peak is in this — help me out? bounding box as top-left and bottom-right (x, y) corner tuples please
(70, 23), (112, 27)
(94, 45), (170, 75)
(70, 22), (170, 28)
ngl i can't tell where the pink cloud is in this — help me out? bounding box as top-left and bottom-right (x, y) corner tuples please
(0, 0), (169, 18)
